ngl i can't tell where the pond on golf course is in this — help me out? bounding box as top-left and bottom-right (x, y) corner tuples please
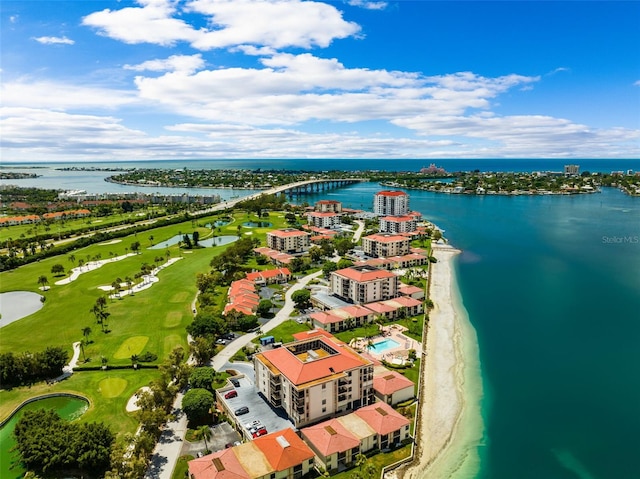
(242, 221), (273, 228)
(0, 395), (89, 479)
(0, 291), (43, 328)
(148, 234), (239, 249)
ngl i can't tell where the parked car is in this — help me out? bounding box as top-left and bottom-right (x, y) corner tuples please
(245, 420), (262, 429)
(231, 378), (240, 387)
(252, 428), (267, 438)
(224, 390), (237, 399)
(216, 338), (228, 345)
(235, 406), (249, 415)
(223, 332), (235, 340)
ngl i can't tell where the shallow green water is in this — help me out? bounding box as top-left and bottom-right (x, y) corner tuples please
(0, 396), (89, 479)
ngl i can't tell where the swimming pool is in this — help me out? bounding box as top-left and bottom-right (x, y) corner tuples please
(368, 338), (400, 354)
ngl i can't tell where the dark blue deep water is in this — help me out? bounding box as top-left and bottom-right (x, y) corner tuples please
(296, 181), (640, 479)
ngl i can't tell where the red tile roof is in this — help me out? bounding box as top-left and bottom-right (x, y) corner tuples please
(254, 428), (314, 471)
(375, 191), (407, 197)
(373, 371), (414, 396)
(268, 228), (310, 238)
(188, 448), (249, 479)
(364, 233), (409, 243)
(363, 234), (407, 243)
(380, 216), (415, 222)
(292, 329), (337, 341)
(353, 402), (410, 436)
(301, 419), (360, 456)
(256, 336), (370, 386)
(334, 266), (396, 282)
(399, 285), (423, 295)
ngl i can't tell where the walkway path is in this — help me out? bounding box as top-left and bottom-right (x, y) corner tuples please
(210, 269), (322, 371)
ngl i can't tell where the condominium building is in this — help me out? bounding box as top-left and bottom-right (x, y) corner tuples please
(378, 215), (417, 234)
(254, 332), (375, 428)
(361, 234), (411, 258)
(266, 228), (311, 254)
(330, 265), (399, 304)
(307, 212), (341, 229)
(315, 200), (343, 213)
(300, 402), (410, 472)
(373, 191), (408, 216)
(189, 428), (315, 479)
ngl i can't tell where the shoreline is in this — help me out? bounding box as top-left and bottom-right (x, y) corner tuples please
(390, 245), (484, 479)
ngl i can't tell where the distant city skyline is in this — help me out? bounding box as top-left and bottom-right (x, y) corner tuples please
(1, 0), (639, 162)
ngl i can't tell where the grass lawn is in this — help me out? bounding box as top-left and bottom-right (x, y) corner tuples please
(0, 216), (245, 364)
(172, 454), (194, 479)
(330, 444), (412, 479)
(0, 368), (159, 435)
(253, 319), (312, 345)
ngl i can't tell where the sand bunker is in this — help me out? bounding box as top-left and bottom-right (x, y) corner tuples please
(56, 252), (137, 285)
(0, 291), (44, 328)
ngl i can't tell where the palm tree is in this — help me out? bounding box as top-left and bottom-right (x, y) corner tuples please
(82, 326), (92, 344)
(355, 453), (367, 470)
(68, 254), (76, 265)
(131, 354), (139, 369)
(125, 276), (134, 295)
(363, 462), (377, 479)
(79, 338), (87, 362)
(196, 425), (212, 453)
(37, 275), (49, 291)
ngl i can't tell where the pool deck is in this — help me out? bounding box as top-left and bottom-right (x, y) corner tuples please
(350, 324), (422, 364)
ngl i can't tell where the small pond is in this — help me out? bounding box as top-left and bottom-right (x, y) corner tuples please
(0, 291), (44, 328)
(198, 235), (239, 247)
(149, 235), (239, 249)
(242, 221), (273, 228)
(0, 395), (89, 479)
(206, 219), (231, 227)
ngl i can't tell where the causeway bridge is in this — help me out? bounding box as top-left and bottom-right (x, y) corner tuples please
(267, 178), (366, 196)
(203, 178), (367, 213)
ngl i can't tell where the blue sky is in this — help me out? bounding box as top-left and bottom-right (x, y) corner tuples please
(1, 0), (639, 162)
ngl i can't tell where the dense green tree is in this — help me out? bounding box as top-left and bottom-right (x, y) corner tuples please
(187, 311), (228, 338)
(189, 367), (217, 392)
(292, 289), (311, 309)
(322, 261), (338, 278)
(13, 409), (114, 476)
(257, 299), (274, 317)
(333, 237), (353, 256)
(182, 388), (214, 425)
(336, 258), (354, 269)
(130, 240), (141, 253)
(50, 263), (65, 275)
(190, 337), (216, 366)
(308, 246), (323, 263)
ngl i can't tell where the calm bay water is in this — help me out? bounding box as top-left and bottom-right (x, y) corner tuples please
(300, 183), (640, 479)
(3, 159), (640, 478)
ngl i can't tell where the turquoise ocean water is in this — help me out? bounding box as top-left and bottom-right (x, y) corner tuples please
(3, 159), (640, 478)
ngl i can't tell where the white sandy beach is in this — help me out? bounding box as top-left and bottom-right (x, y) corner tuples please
(389, 245), (484, 479)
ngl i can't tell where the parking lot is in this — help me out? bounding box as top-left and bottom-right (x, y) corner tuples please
(219, 361), (294, 439)
(181, 422), (241, 457)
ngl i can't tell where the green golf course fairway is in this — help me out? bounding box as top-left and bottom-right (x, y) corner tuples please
(114, 336), (149, 359)
(99, 377), (128, 398)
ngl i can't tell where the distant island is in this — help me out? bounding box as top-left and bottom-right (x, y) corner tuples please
(104, 165), (640, 197)
(0, 171), (41, 180)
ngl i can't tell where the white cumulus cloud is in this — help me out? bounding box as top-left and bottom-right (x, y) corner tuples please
(33, 36), (75, 45)
(124, 54), (205, 74)
(82, 0), (360, 50)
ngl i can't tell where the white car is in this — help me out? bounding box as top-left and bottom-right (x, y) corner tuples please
(245, 420), (263, 429)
